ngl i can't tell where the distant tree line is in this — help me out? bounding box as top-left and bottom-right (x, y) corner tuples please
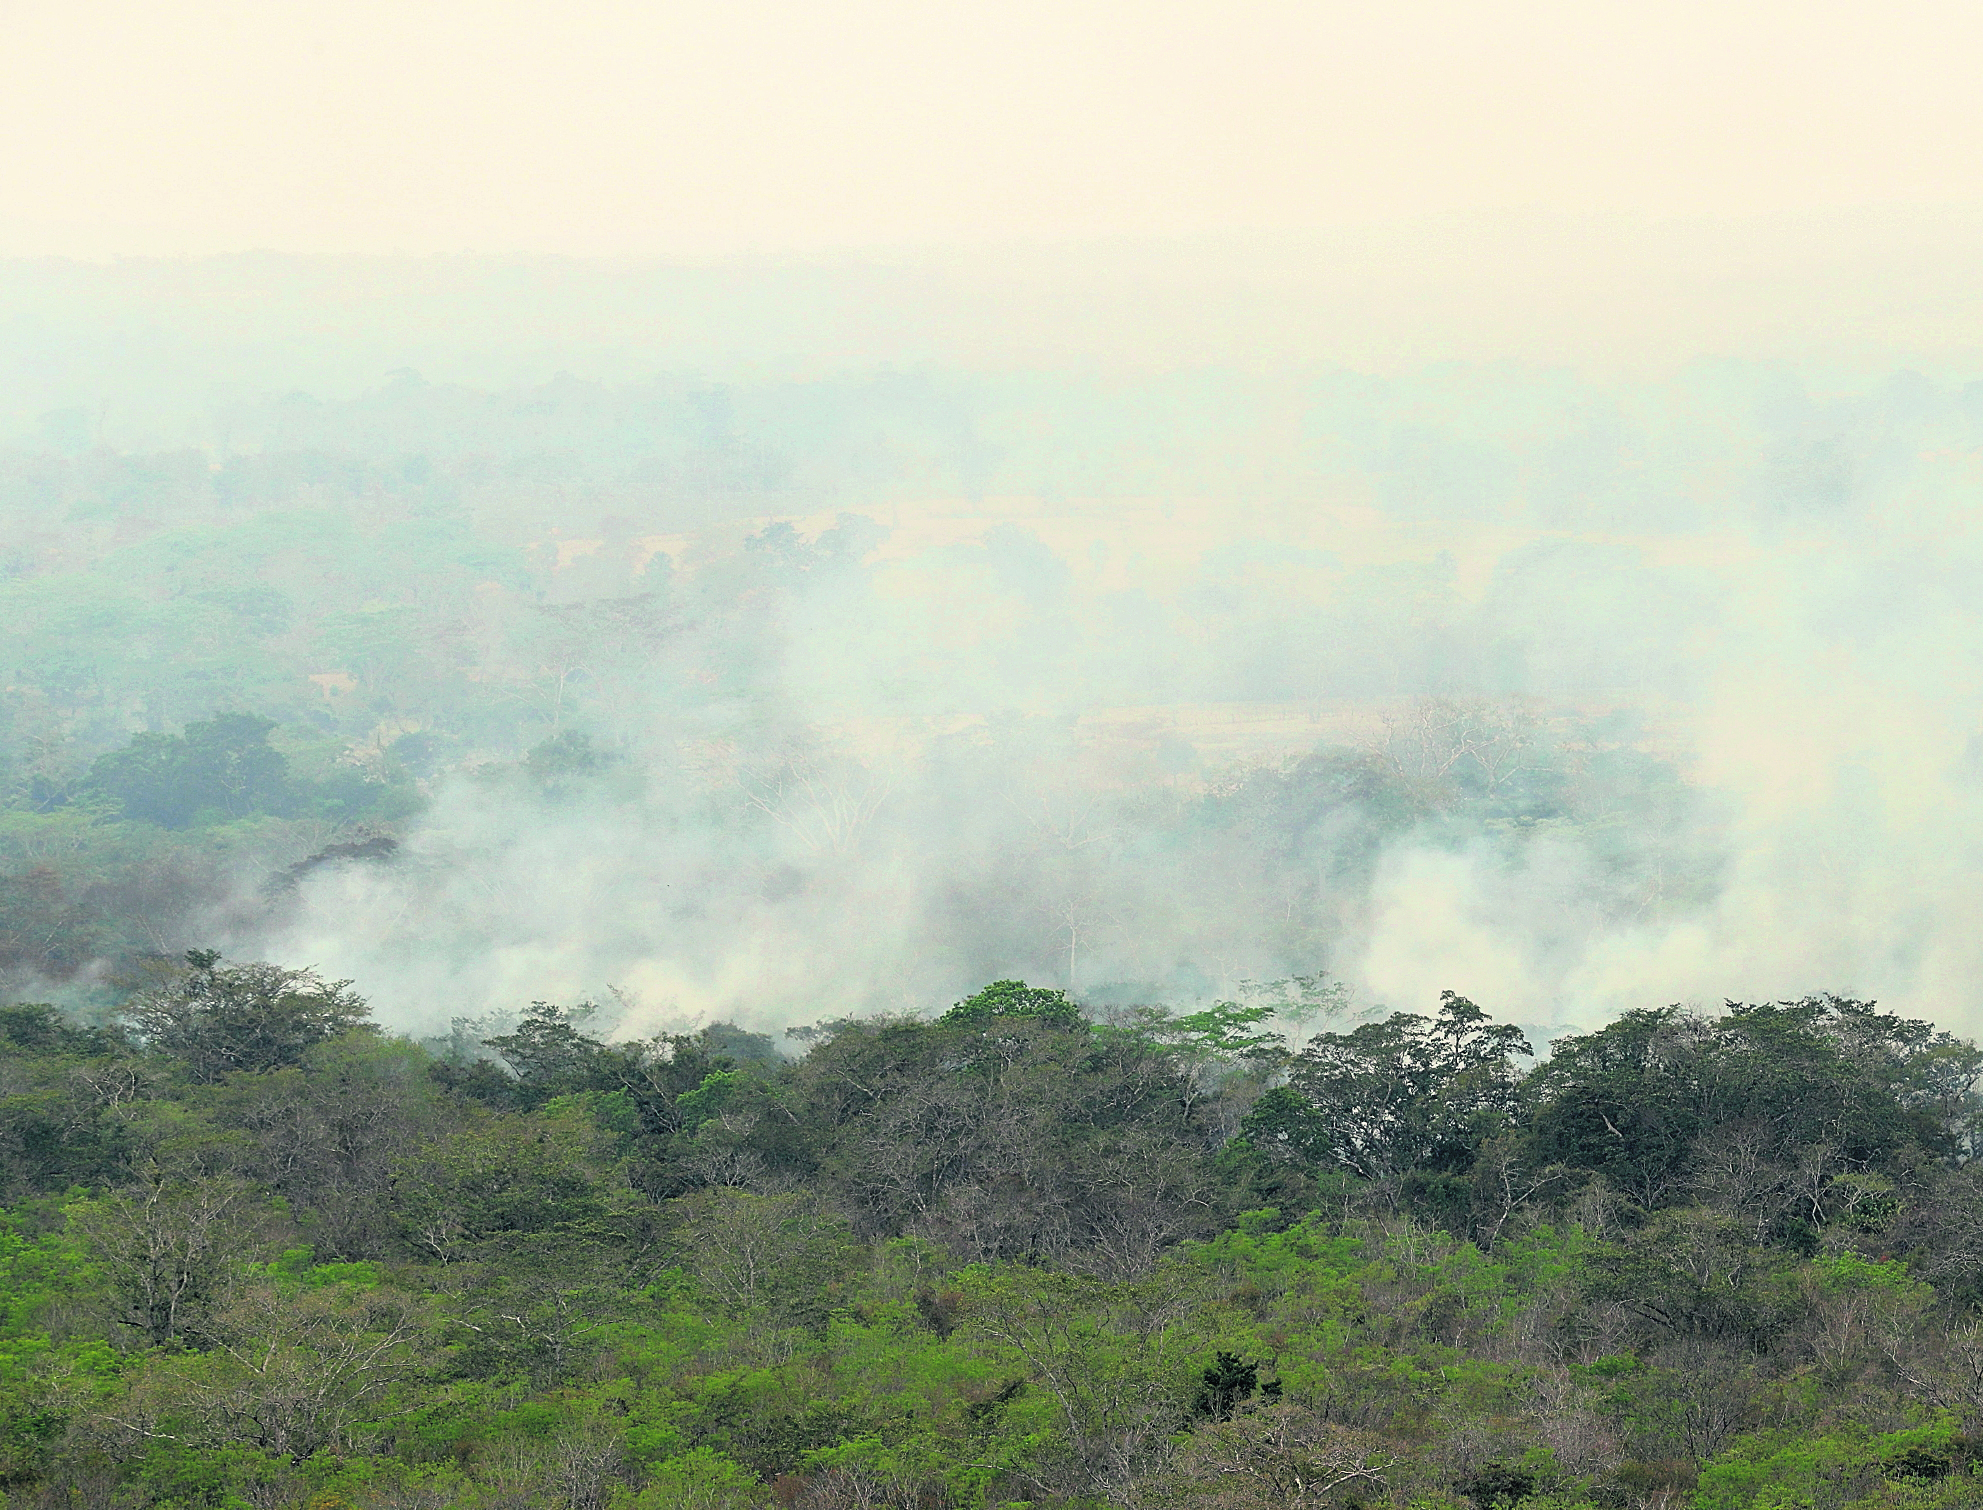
(51, 713), (409, 829)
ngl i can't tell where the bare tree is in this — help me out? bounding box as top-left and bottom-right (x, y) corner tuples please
(109, 1281), (426, 1462)
(740, 749), (892, 858)
(1118, 1402), (1392, 1510)
(70, 1171), (254, 1347)
(1367, 696), (1541, 804)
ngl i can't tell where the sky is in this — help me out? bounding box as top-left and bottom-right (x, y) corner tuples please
(5, 1), (1981, 258)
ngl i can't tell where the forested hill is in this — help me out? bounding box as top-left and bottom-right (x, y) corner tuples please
(5, 965), (1983, 1509)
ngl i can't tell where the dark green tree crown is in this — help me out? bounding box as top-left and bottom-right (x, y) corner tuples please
(125, 949), (373, 1081)
(938, 979), (1086, 1031)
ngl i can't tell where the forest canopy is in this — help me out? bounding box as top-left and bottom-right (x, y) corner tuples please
(4, 956), (1983, 1509)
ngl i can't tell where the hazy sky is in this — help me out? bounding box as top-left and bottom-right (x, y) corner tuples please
(6, 0), (1981, 257)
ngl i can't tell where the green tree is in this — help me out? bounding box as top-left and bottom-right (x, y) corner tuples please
(88, 713), (295, 828)
(1526, 995), (1979, 1221)
(788, 995), (1230, 1268)
(203, 1033), (447, 1259)
(483, 1001), (617, 1093)
(1245, 992), (1532, 1186)
(0, 1005), (133, 1198)
(125, 950), (373, 1081)
(939, 979), (1086, 1032)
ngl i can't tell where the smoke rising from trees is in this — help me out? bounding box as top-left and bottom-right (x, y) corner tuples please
(4, 314), (1975, 1039)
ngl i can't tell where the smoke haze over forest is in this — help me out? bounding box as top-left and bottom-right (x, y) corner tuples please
(4, 267), (1982, 1043)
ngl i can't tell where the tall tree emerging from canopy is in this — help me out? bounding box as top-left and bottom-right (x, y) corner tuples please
(938, 979), (1086, 1031)
(125, 949), (372, 1081)
(1245, 991), (1533, 1184)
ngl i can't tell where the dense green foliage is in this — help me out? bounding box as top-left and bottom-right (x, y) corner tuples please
(5, 960), (1983, 1508)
